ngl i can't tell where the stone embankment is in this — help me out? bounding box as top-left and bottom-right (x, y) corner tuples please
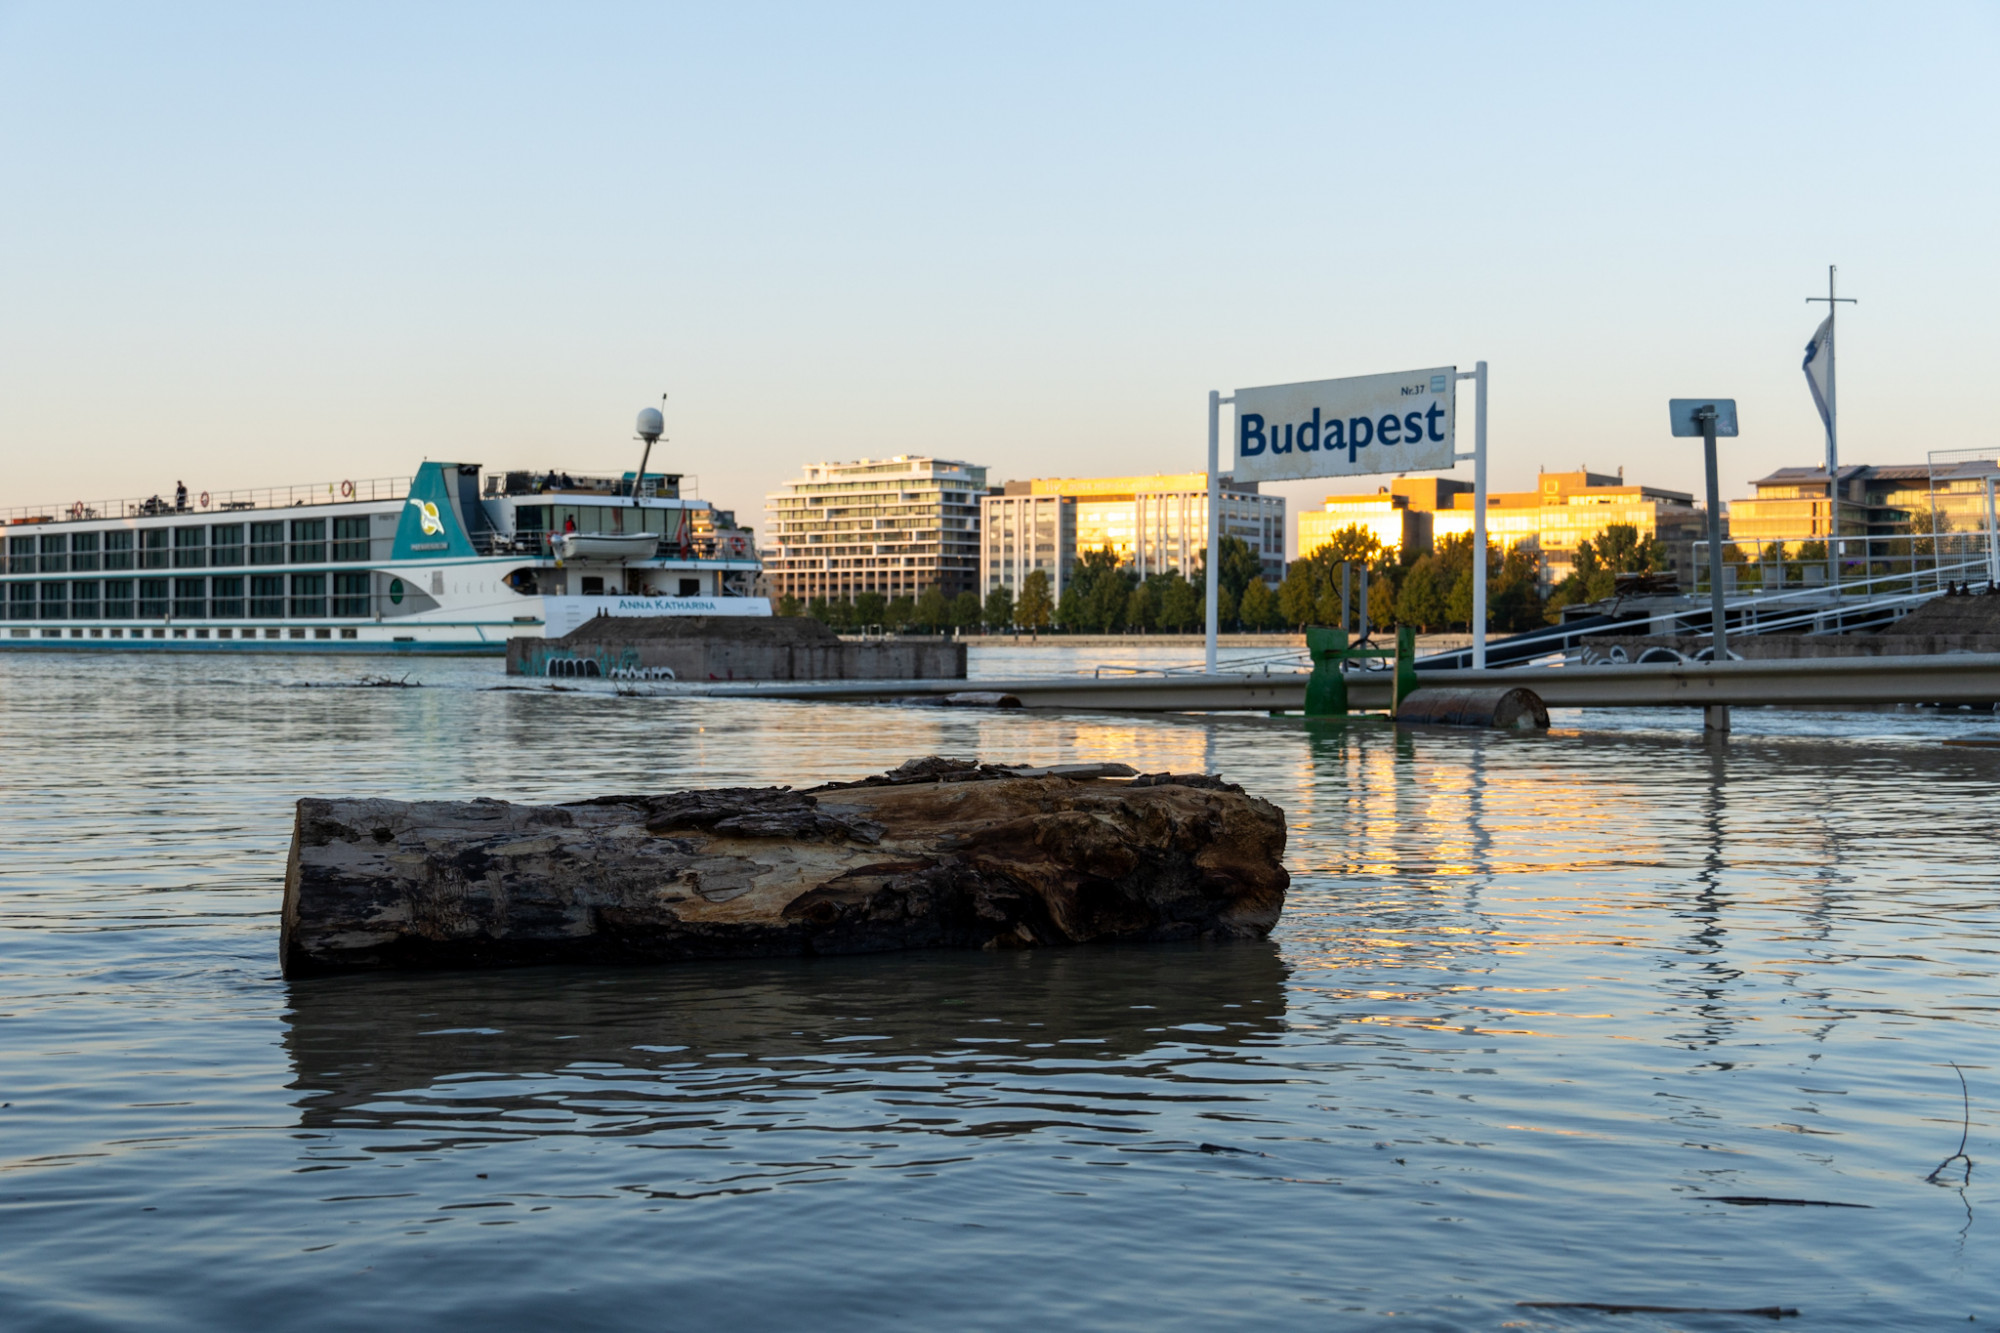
(508, 615), (965, 681)
(281, 757), (1289, 975)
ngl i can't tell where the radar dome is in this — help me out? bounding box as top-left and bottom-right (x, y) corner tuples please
(636, 407), (664, 443)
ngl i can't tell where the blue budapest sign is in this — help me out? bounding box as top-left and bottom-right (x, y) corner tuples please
(1232, 366), (1456, 482)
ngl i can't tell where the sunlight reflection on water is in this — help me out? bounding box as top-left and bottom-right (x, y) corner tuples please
(0, 648), (1993, 1330)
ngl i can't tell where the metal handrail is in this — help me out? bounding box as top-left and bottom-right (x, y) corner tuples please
(3, 477), (412, 526)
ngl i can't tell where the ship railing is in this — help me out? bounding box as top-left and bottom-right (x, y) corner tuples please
(2, 477), (412, 526)
(477, 531), (761, 563)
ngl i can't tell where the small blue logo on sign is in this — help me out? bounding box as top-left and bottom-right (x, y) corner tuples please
(1430, 374), (1447, 394)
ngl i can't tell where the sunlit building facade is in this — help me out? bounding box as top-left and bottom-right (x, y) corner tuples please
(763, 456), (988, 603)
(1300, 469), (1704, 586)
(1727, 461), (2000, 547)
(980, 472), (1284, 596)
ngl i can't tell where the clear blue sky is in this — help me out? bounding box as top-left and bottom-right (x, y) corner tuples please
(3, 3), (1994, 552)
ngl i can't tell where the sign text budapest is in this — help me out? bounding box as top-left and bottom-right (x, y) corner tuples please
(1232, 366), (1456, 482)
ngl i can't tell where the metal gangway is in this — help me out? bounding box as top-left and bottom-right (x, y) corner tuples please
(1086, 547), (1999, 681)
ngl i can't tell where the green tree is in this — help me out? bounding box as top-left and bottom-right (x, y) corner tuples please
(1489, 546), (1545, 632)
(1545, 522), (1657, 618)
(1238, 577), (1278, 630)
(1193, 535), (1264, 631)
(1016, 569), (1053, 637)
(806, 596), (832, 624)
(1157, 572), (1200, 632)
(1396, 558), (1446, 631)
(950, 591), (982, 631)
(853, 591), (887, 627)
(983, 583), (1015, 631)
(1279, 529), (1389, 629)
(776, 594), (803, 618)
(915, 586), (948, 632)
(886, 594), (917, 631)
(1125, 580), (1156, 632)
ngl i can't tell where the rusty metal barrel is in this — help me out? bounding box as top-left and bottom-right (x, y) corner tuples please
(1393, 686), (1550, 731)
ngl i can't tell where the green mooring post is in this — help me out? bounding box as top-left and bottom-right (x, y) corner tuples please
(1393, 625), (1418, 714)
(1303, 625), (1349, 717)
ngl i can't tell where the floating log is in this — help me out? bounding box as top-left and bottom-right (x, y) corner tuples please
(281, 757), (1288, 975)
(1394, 686), (1550, 731)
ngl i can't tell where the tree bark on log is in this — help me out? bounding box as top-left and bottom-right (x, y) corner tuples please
(281, 758), (1289, 975)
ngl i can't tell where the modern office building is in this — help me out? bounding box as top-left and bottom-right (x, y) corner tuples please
(762, 456), (988, 603)
(979, 472), (1285, 600)
(1299, 468), (1705, 586)
(1727, 460), (2000, 546)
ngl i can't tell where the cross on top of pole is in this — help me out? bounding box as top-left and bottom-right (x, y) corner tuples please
(1807, 263), (1858, 309)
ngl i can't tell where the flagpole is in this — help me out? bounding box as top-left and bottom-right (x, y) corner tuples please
(1826, 265), (1839, 595)
(1806, 265), (1856, 597)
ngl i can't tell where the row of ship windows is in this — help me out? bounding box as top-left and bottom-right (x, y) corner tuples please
(7, 574), (375, 620)
(5, 519), (372, 572)
(13, 626), (365, 641)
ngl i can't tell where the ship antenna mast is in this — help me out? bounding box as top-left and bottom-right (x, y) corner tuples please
(633, 393), (667, 508)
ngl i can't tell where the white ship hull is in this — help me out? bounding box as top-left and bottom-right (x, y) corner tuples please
(2, 462), (766, 655)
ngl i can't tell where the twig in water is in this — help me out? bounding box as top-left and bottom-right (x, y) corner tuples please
(1927, 1061), (1974, 1186)
(1709, 1196), (1870, 1208)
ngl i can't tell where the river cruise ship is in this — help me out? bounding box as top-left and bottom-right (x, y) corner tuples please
(0, 462), (766, 654)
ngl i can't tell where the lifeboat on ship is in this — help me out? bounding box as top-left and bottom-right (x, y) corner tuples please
(552, 532), (660, 563)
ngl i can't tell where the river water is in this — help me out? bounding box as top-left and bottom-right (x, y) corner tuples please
(0, 649), (1993, 1330)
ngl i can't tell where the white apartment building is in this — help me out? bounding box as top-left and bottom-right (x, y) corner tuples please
(763, 457), (987, 603)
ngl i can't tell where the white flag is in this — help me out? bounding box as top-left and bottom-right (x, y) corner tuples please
(1802, 315), (1833, 434)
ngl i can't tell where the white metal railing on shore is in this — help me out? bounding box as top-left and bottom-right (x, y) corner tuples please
(1693, 531), (1998, 596)
(2, 477), (412, 526)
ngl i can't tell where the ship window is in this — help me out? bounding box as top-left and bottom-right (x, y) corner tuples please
(6, 535), (33, 575)
(216, 628), (231, 639)
(139, 529), (169, 569)
(70, 580), (99, 620)
(7, 583), (34, 620)
(289, 572), (326, 618)
(331, 517), (369, 563)
(288, 627), (305, 639)
(250, 575), (285, 619)
(289, 519), (325, 564)
(210, 524), (244, 567)
(339, 627), (357, 639)
(332, 572), (370, 617)
(211, 576), (244, 619)
(314, 628), (332, 639)
(265, 628), (281, 639)
(71, 532), (100, 572)
(39, 533), (67, 573)
(137, 578), (168, 618)
(103, 579), (133, 619)
(515, 506), (549, 534)
(173, 577), (207, 619)
(102, 530), (133, 571)
(249, 522), (284, 566)
(172, 526), (208, 569)
(39, 581), (67, 619)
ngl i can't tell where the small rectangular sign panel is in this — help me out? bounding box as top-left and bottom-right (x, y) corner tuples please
(542, 595), (772, 639)
(1232, 367), (1457, 482)
(1667, 398), (1740, 437)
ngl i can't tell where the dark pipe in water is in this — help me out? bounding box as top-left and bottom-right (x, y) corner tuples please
(1394, 686), (1550, 731)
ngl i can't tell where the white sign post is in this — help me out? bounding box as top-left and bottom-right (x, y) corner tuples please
(1205, 361), (1489, 673)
